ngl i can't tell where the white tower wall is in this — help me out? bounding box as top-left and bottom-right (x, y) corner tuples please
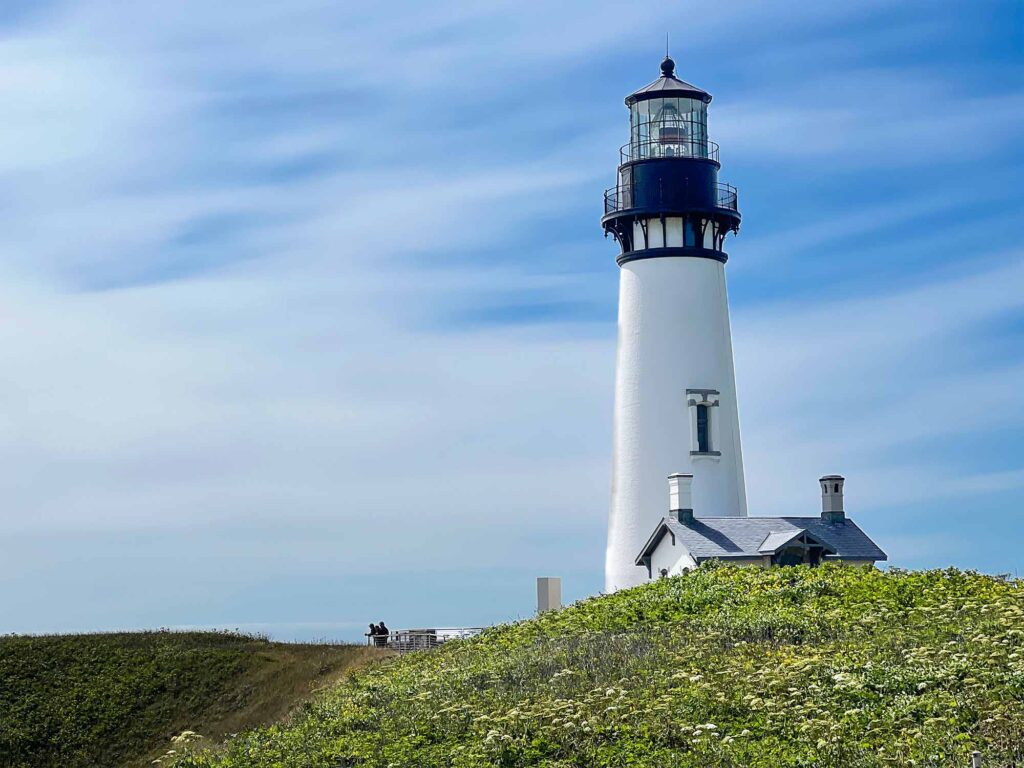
(605, 256), (747, 592)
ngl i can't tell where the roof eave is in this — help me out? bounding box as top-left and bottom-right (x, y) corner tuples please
(625, 91), (712, 107)
(634, 519), (672, 565)
(624, 77), (712, 107)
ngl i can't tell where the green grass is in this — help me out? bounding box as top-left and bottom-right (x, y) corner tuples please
(0, 630), (375, 768)
(172, 565), (1024, 767)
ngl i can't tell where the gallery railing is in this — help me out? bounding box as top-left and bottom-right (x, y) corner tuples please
(619, 137), (719, 164)
(603, 182), (739, 215)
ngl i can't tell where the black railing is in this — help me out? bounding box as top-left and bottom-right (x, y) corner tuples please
(603, 186), (629, 214)
(716, 183), (738, 211)
(603, 182), (739, 215)
(620, 138), (719, 164)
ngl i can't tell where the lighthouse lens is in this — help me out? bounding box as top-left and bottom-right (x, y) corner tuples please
(655, 102), (685, 151)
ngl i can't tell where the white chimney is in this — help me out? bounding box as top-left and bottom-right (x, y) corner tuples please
(820, 475), (845, 523)
(536, 577), (561, 613)
(668, 473), (694, 524)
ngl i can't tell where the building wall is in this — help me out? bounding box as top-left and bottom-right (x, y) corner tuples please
(649, 533), (697, 580)
(643, 552), (880, 580)
(606, 256), (747, 592)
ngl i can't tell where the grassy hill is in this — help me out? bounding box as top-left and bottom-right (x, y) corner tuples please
(0, 630), (376, 768)
(169, 565), (1024, 767)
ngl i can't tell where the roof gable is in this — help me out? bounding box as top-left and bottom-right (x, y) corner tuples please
(634, 521), (676, 566)
(757, 529), (837, 555)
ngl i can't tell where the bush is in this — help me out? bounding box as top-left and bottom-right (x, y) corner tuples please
(171, 565), (1024, 767)
(0, 630), (365, 768)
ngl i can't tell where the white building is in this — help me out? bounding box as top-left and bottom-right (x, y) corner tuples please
(601, 56), (747, 592)
(635, 474), (887, 578)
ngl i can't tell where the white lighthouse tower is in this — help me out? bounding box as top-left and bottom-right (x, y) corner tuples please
(603, 56), (748, 592)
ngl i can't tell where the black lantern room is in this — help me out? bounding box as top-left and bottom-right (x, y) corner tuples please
(602, 57), (741, 264)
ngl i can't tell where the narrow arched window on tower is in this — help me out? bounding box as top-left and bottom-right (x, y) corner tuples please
(696, 404), (710, 453)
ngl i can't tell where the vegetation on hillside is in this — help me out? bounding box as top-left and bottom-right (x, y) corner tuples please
(173, 565), (1024, 767)
(0, 630), (375, 768)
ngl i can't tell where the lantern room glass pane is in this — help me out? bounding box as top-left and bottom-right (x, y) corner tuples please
(630, 98), (708, 160)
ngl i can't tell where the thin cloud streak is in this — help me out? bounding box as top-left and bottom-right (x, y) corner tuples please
(0, 0), (1020, 638)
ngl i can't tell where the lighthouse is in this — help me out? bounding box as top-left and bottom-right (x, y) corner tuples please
(603, 56), (747, 592)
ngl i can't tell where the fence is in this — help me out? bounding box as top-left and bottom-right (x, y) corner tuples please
(365, 627), (485, 654)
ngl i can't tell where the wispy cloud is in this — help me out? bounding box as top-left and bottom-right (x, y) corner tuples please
(0, 0), (1020, 639)
(717, 76), (1024, 167)
(736, 253), (1024, 537)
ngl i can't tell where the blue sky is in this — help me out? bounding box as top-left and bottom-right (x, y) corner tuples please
(0, 1), (1022, 641)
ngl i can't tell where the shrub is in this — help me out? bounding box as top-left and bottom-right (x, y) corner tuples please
(172, 565), (1024, 767)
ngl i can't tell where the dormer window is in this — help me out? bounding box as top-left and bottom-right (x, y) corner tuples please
(687, 389), (721, 457)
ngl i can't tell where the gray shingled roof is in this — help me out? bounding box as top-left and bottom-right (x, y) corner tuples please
(637, 516), (887, 563)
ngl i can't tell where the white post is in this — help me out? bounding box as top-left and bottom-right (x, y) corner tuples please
(971, 751), (982, 768)
(536, 577), (561, 613)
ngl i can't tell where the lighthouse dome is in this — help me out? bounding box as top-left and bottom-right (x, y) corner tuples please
(625, 56), (712, 106)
